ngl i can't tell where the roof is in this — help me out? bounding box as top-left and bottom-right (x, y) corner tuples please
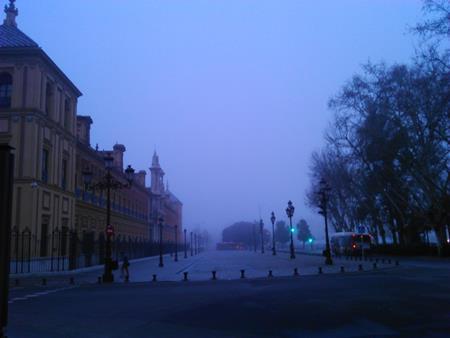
(0, 24), (38, 48)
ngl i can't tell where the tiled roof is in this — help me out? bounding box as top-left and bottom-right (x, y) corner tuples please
(0, 23), (38, 48)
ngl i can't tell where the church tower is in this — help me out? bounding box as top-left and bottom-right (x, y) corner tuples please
(150, 151), (165, 195)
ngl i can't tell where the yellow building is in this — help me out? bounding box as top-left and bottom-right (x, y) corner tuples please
(0, 1), (81, 260)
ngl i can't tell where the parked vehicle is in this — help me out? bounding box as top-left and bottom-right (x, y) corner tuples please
(330, 232), (374, 256)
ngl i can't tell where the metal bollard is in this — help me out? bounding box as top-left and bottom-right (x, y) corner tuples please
(212, 271), (217, 280)
(240, 269), (245, 279)
(125, 275), (129, 283)
(98, 276), (102, 284)
(340, 266), (345, 273)
(42, 278), (47, 286)
(69, 277), (74, 285)
(152, 274), (157, 282)
(293, 268), (299, 276)
(268, 270), (273, 278)
(395, 260), (399, 266)
(318, 267), (323, 274)
(358, 264), (363, 271)
(373, 263), (377, 269)
(183, 272), (188, 281)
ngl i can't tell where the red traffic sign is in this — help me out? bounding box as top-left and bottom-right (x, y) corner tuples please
(106, 225), (114, 236)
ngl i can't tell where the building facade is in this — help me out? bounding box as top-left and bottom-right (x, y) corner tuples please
(0, 2), (81, 259)
(148, 152), (183, 243)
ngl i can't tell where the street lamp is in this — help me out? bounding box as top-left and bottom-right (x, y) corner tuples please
(286, 200), (295, 259)
(158, 217), (164, 267)
(259, 219), (265, 254)
(194, 233), (198, 255)
(270, 212), (276, 255)
(184, 228), (187, 259)
(190, 231), (193, 256)
(318, 179), (333, 265)
(82, 154), (135, 283)
(174, 225), (178, 262)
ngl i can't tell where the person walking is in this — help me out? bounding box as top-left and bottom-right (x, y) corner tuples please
(121, 255), (130, 282)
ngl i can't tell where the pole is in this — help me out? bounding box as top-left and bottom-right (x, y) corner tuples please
(260, 220), (264, 254)
(103, 172), (114, 283)
(0, 145), (14, 338)
(271, 218), (276, 256)
(289, 216), (295, 259)
(159, 219), (163, 267)
(174, 225), (178, 262)
(184, 229), (187, 259)
(324, 199), (333, 265)
(190, 232), (193, 256)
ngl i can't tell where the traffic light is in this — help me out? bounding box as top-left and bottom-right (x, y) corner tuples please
(290, 228), (295, 233)
(308, 238), (313, 244)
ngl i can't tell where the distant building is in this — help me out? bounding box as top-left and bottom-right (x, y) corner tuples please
(75, 116), (150, 242)
(0, 1), (81, 257)
(148, 152), (183, 243)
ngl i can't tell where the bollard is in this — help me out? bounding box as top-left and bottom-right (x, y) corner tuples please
(152, 274), (157, 282)
(373, 263), (377, 269)
(318, 267), (323, 274)
(183, 272), (188, 282)
(69, 277), (74, 285)
(340, 266), (345, 273)
(14, 279), (19, 287)
(293, 268), (299, 276)
(268, 270), (273, 278)
(358, 264), (363, 271)
(240, 269), (245, 279)
(125, 275), (129, 283)
(212, 271), (217, 280)
(42, 278), (47, 286)
(97, 277), (102, 284)
(395, 260), (399, 266)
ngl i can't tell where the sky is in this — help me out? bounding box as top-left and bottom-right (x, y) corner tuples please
(15, 0), (423, 241)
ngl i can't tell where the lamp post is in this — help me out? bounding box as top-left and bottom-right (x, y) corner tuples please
(0, 145), (14, 338)
(194, 233), (197, 255)
(82, 154), (135, 283)
(259, 219), (265, 254)
(190, 231), (193, 256)
(286, 200), (295, 259)
(318, 179), (333, 265)
(184, 229), (187, 259)
(174, 225), (178, 262)
(252, 223), (257, 252)
(158, 217), (164, 267)
(270, 212), (276, 255)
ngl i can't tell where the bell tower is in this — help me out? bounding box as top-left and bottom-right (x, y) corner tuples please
(150, 151), (164, 195)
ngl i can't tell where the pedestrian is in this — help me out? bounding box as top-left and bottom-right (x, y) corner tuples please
(121, 255), (130, 281)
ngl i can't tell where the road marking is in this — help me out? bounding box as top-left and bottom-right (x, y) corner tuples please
(8, 286), (78, 305)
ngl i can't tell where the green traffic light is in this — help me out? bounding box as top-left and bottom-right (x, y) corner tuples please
(308, 238), (313, 243)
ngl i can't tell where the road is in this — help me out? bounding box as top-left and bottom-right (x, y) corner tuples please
(6, 251), (450, 338)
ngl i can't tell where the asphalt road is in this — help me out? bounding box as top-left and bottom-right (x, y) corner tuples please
(7, 261), (450, 338)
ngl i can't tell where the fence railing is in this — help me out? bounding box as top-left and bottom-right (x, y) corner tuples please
(9, 229), (183, 274)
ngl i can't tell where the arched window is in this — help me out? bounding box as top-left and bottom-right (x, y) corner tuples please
(0, 72), (12, 108)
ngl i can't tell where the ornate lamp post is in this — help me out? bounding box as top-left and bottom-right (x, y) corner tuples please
(318, 179), (333, 265)
(190, 231), (193, 256)
(82, 154), (135, 283)
(158, 217), (164, 267)
(259, 219), (265, 254)
(174, 225), (178, 262)
(270, 212), (276, 255)
(184, 229), (187, 259)
(286, 200), (296, 259)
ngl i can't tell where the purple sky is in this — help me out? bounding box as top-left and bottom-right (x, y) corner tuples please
(16, 0), (423, 240)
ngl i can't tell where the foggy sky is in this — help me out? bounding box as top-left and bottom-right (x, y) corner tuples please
(18, 0), (423, 241)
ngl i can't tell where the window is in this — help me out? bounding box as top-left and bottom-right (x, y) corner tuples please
(45, 81), (53, 115)
(42, 149), (49, 183)
(0, 72), (12, 108)
(64, 98), (71, 130)
(61, 159), (68, 190)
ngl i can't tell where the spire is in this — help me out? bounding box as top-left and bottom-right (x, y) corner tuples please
(4, 0), (18, 27)
(152, 151), (160, 168)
